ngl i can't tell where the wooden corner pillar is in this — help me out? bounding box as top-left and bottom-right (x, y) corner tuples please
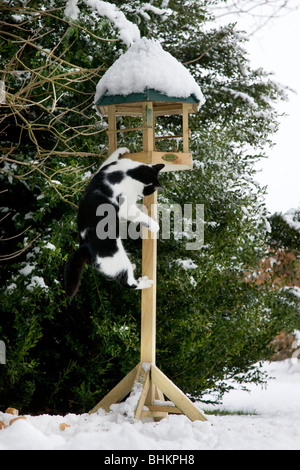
(89, 102), (207, 423)
(141, 101), (156, 369)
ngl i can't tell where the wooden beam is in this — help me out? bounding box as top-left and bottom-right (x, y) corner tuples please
(97, 101), (199, 118)
(114, 126), (144, 134)
(107, 105), (117, 155)
(89, 365), (138, 414)
(127, 151), (192, 170)
(151, 151), (192, 167)
(155, 134), (183, 141)
(141, 102), (157, 367)
(182, 103), (190, 154)
(142, 102), (155, 152)
(134, 370), (150, 420)
(151, 365), (207, 422)
(123, 151), (152, 164)
(144, 405), (182, 414)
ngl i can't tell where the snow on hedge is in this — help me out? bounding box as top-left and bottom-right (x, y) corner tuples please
(64, 0), (140, 46)
(283, 208), (300, 232)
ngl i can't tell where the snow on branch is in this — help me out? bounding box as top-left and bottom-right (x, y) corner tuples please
(64, 0), (141, 46)
(137, 2), (172, 21)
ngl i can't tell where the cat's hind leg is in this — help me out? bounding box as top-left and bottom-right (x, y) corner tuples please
(97, 239), (153, 289)
(115, 271), (153, 290)
(135, 276), (153, 289)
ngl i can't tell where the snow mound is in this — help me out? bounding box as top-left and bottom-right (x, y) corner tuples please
(95, 37), (205, 107)
(1, 361), (300, 450)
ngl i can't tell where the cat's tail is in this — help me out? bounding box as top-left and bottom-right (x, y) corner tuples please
(64, 245), (91, 298)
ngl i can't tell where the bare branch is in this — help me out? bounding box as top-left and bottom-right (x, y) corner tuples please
(0, 5), (110, 260)
(210, 0), (299, 36)
(183, 23), (237, 65)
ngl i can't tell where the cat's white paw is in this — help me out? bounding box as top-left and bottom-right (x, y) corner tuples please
(136, 276), (153, 290)
(147, 219), (159, 233)
(118, 147), (130, 156)
(131, 263), (136, 271)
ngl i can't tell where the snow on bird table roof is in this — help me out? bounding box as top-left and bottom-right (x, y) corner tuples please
(94, 37), (205, 108)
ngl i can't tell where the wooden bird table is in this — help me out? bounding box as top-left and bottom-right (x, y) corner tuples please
(89, 102), (207, 423)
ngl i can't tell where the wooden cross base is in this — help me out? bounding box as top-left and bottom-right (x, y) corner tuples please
(89, 362), (207, 422)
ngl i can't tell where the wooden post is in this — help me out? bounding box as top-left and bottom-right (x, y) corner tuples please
(141, 101), (156, 367)
(140, 103), (159, 410)
(142, 101), (154, 153)
(141, 192), (157, 365)
(107, 105), (117, 155)
(182, 103), (190, 154)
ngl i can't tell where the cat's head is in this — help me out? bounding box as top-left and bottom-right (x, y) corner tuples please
(142, 164), (165, 196)
(127, 163), (165, 196)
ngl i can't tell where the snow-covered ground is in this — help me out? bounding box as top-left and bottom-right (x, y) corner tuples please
(1, 360), (300, 450)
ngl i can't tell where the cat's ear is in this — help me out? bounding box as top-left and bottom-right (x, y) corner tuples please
(152, 164), (165, 173)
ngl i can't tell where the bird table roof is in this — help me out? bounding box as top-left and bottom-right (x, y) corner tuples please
(94, 37), (205, 115)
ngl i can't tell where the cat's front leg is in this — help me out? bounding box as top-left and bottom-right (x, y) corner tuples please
(135, 213), (159, 234)
(144, 217), (159, 234)
(120, 203), (159, 233)
(129, 206), (159, 233)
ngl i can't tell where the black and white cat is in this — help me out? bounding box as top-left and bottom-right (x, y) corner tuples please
(65, 148), (165, 298)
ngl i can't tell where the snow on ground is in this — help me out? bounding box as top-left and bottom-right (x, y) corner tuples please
(0, 360), (300, 450)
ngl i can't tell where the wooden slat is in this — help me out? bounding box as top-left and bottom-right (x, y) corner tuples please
(153, 104), (184, 116)
(146, 405), (182, 414)
(140, 411), (168, 418)
(141, 193), (157, 364)
(124, 151), (152, 164)
(89, 365), (138, 414)
(124, 151), (192, 171)
(155, 134), (183, 141)
(182, 103), (190, 153)
(108, 106), (117, 155)
(140, 102), (157, 368)
(134, 371), (150, 420)
(151, 365), (207, 422)
(151, 151), (192, 168)
(98, 101), (198, 118)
